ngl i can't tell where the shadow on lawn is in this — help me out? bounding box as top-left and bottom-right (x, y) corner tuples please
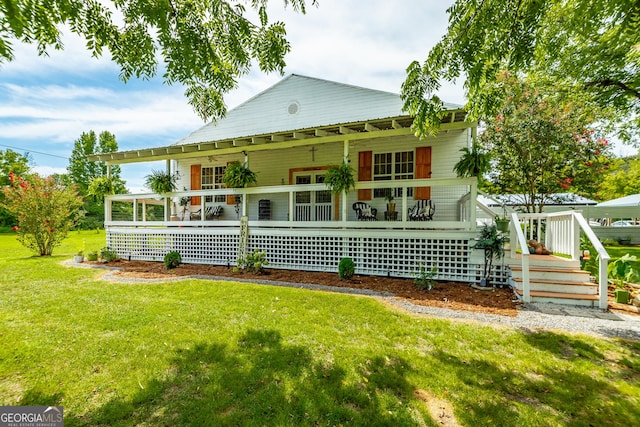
(429, 334), (640, 427)
(66, 329), (432, 426)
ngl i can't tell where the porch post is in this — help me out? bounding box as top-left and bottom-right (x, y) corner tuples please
(106, 164), (112, 179)
(572, 214), (581, 261)
(165, 159), (172, 221)
(133, 198), (138, 222)
(469, 178), (478, 231)
(342, 140), (349, 222)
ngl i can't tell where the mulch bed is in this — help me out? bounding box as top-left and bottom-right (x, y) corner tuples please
(95, 260), (521, 317)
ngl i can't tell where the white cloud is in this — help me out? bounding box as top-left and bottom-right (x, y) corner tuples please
(32, 165), (67, 177)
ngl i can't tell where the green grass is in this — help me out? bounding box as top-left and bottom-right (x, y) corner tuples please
(1, 231), (640, 426)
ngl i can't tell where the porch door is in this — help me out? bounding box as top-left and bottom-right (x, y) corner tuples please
(294, 172), (333, 221)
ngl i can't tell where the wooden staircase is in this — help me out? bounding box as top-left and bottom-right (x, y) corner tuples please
(507, 254), (599, 307)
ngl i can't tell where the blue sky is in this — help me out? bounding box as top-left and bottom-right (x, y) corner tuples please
(0, 0), (634, 192)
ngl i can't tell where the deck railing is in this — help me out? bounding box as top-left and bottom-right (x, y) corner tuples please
(105, 177), (477, 230)
(509, 211), (610, 309)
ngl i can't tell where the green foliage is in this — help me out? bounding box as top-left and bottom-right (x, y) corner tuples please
(87, 176), (122, 200)
(237, 248), (269, 273)
(338, 257), (355, 280)
(453, 143), (490, 179)
(99, 247), (119, 263)
(86, 251), (98, 261)
(479, 75), (613, 212)
(68, 131), (123, 194)
(222, 162), (257, 188)
(401, 0), (640, 143)
(608, 254), (640, 287)
(325, 161), (356, 195)
(0, 173), (83, 256)
(164, 251), (183, 269)
(0, 1), (316, 121)
(145, 169), (179, 194)
(413, 263), (438, 290)
(0, 149), (31, 227)
(473, 224), (507, 285)
(598, 156), (640, 201)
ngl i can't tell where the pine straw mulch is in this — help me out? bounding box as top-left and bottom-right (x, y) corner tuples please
(95, 259), (521, 317)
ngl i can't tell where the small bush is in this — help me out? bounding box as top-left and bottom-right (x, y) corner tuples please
(86, 251), (98, 261)
(338, 257), (355, 280)
(237, 249), (268, 273)
(164, 251), (182, 269)
(413, 263), (438, 290)
(99, 247), (119, 263)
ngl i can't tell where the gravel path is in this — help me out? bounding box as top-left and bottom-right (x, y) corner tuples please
(70, 261), (640, 341)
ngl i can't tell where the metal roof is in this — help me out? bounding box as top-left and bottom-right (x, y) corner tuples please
(88, 74), (468, 164)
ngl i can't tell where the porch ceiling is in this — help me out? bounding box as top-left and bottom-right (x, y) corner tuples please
(88, 112), (475, 165)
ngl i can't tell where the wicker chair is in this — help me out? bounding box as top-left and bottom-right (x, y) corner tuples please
(408, 200), (435, 221)
(352, 202), (377, 221)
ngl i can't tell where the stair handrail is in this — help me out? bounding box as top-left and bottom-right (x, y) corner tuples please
(509, 212), (531, 302)
(572, 212), (610, 309)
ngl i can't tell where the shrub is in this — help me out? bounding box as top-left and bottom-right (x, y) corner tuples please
(413, 263), (438, 290)
(87, 251), (98, 261)
(237, 249), (268, 273)
(338, 257), (355, 280)
(164, 251), (182, 269)
(0, 173), (83, 255)
(99, 247), (119, 263)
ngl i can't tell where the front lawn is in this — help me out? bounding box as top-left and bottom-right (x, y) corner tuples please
(1, 232), (639, 426)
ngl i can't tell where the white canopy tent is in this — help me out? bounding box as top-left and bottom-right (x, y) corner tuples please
(597, 194), (640, 207)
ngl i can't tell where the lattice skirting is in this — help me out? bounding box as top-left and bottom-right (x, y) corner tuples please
(106, 227), (508, 284)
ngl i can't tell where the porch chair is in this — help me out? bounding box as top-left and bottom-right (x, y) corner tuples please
(352, 202), (377, 221)
(190, 205), (224, 220)
(408, 199), (435, 221)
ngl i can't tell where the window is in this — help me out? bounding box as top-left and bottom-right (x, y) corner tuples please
(373, 151), (414, 198)
(202, 166), (226, 202)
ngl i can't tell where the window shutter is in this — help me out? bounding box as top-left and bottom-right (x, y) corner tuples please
(357, 151), (372, 200)
(415, 146), (432, 200)
(225, 161), (238, 205)
(191, 164), (201, 206)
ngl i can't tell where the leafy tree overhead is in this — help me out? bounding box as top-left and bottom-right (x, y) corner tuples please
(402, 0), (640, 142)
(480, 74), (613, 213)
(1, 0), (316, 122)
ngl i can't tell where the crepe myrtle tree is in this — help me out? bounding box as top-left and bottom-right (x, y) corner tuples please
(0, 0), (316, 122)
(479, 74), (613, 213)
(1, 173), (83, 256)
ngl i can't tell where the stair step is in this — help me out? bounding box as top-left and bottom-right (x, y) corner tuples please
(511, 278), (597, 294)
(510, 266), (590, 275)
(507, 254), (580, 269)
(514, 289), (599, 306)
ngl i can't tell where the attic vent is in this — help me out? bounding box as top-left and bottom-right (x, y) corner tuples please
(288, 101), (300, 115)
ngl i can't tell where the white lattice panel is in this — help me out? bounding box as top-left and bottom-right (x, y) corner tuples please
(106, 227), (509, 284)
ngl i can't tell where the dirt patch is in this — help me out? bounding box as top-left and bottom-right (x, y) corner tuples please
(93, 260), (520, 317)
(414, 389), (460, 427)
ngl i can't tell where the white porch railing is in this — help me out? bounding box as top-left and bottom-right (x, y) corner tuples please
(509, 211), (610, 309)
(105, 177), (477, 230)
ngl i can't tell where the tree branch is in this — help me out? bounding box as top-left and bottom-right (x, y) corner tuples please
(585, 78), (640, 100)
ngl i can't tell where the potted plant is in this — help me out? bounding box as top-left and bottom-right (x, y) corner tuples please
(222, 161), (257, 217)
(453, 142), (490, 178)
(473, 224), (507, 287)
(384, 189), (396, 213)
(144, 169), (179, 194)
(145, 169), (180, 220)
(494, 205), (510, 232)
(86, 251), (98, 262)
(178, 187), (191, 220)
(73, 250), (84, 263)
(324, 161), (355, 195)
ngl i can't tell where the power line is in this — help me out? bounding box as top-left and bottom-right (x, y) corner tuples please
(0, 143), (69, 160)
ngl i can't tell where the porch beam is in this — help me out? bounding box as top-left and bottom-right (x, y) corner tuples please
(364, 123), (380, 132)
(251, 137), (267, 145)
(233, 139), (251, 147)
(214, 141), (232, 149)
(270, 134), (287, 142)
(391, 119), (404, 129)
(315, 129), (336, 137)
(293, 132), (309, 140)
(339, 126), (357, 134)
